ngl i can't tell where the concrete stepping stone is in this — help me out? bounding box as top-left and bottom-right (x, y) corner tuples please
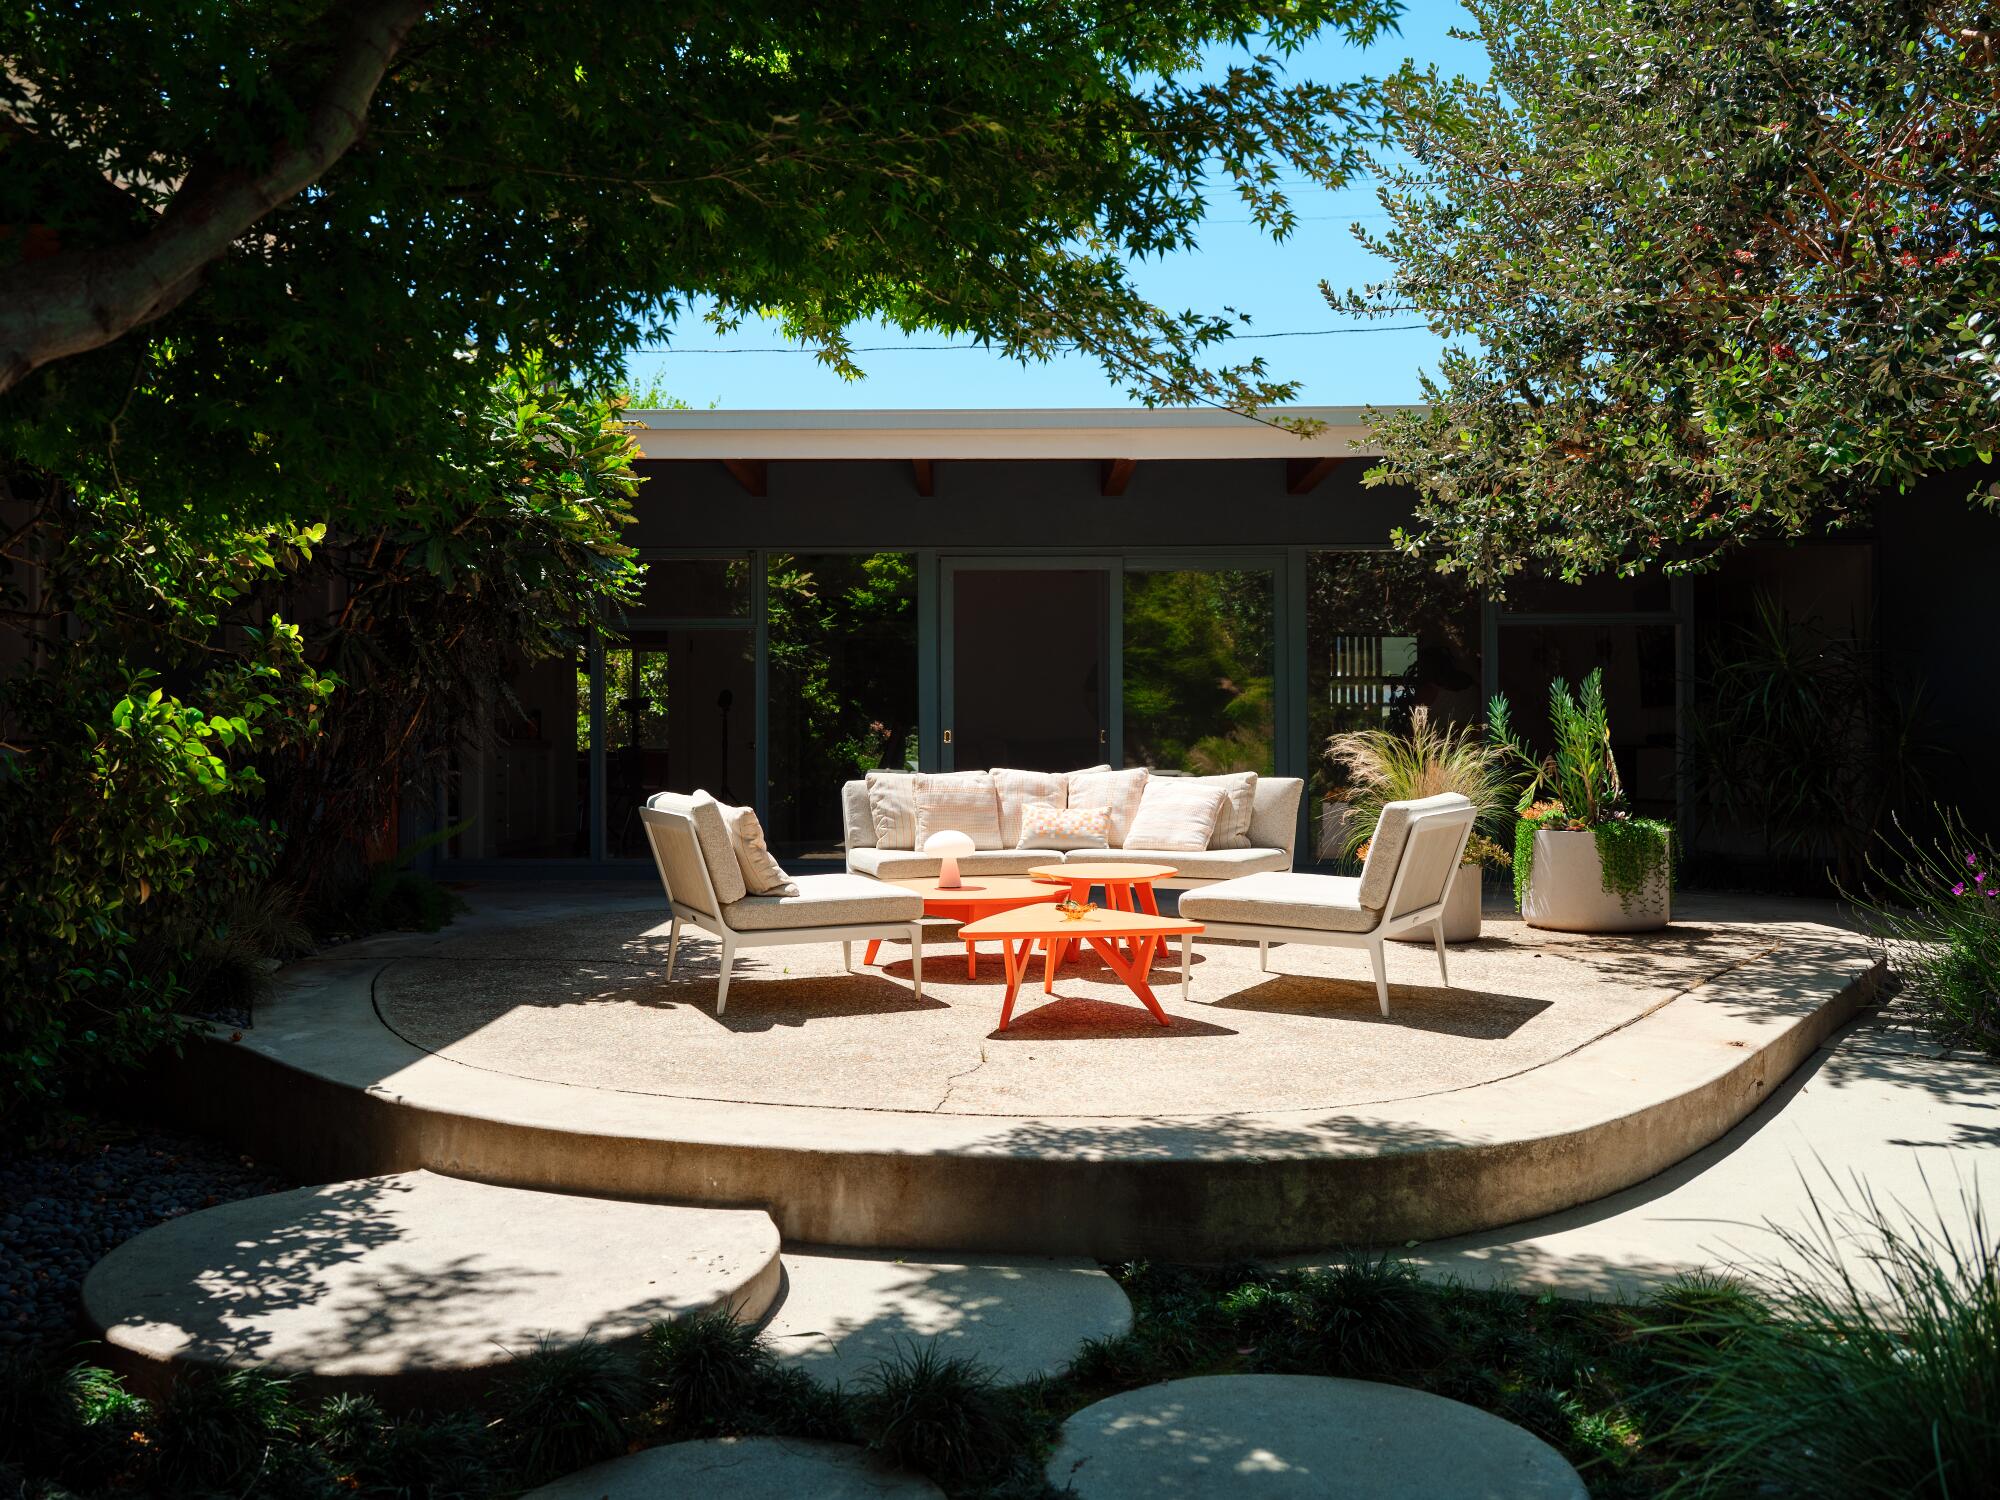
(81, 1170), (779, 1402)
(526, 1437), (943, 1498)
(759, 1246), (1132, 1387)
(1048, 1374), (1587, 1498)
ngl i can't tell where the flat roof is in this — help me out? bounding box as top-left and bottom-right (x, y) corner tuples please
(626, 406), (1407, 460)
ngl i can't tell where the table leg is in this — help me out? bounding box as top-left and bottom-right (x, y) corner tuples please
(1137, 881), (1160, 915)
(1135, 934), (1158, 981)
(1043, 935), (1059, 994)
(863, 939), (882, 967)
(965, 939), (978, 979)
(1086, 934), (1171, 1026)
(999, 938), (1027, 1029)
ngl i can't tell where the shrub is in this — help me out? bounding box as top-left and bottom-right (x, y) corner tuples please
(149, 1368), (298, 1494)
(642, 1309), (773, 1434)
(1664, 1184), (2000, 1498)
(0, 1352), (145, 1486)
(348, 1412), (496, 1500)
(1849, 808), (2000, 1057)
(851, 1342), (1023, 1488)
(488, 1336), (646, 1486)
(1325, 704), (1516, 867)
(1250, 1257), (1450, 1378)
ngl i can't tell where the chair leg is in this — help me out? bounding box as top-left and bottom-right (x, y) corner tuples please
(1430, 920), (1450, 988)
(1180, 934), (1192, 1002)
(666, 916), (682, 980)
(1368, 940), (1391, 1016)
(715, 936), (736, 1016)
(1258, 940), (1270, 972)
(842, 940), (853, 972)
(909, 924), (924, 999)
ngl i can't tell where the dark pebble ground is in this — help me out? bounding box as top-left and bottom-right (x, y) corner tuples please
(0, 1115), (295, 1353)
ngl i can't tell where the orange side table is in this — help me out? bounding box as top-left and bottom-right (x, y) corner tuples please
(1027, 861), (1177, 979)
(860, 876), (1065, 978)
(958, 904), (1203, 1030)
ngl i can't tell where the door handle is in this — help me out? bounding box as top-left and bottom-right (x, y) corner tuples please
(942, 729), (953, 745)
(1099, 729), (1108, 745)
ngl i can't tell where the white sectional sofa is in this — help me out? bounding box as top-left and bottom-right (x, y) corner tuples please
(841, 770), (1304, 890)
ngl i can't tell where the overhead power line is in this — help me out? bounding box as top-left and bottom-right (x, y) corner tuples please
(636, 322), (1430, 355)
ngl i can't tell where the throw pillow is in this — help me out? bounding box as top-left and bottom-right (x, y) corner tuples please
(990, 768), (1067, 846)
(863, 770), (918, 849)
(911, 771), (1003, 849)
(687, 791), (749, 905)
(1064, 766), (1149, 846)
(720, 803), (799, 897)
(1191, 771), (1258, 848)
(1124, 779), (1229, 852)
(1017, 803), (1110, 851)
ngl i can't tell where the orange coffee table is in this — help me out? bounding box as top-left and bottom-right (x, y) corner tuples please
(1028, 861), (1176, 968)
(958, 905), (1203, 1030)
(861, 876), (1064, 978)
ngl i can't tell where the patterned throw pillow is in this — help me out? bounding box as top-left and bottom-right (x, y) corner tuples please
(911, 772), (1003, 849)
(1064, 767), (1149, 846)
(1018, 803), (1111, 851)
(990, 768), (1067, 847)
(1124, 779), (1229, 852)
(720, 803), (799, 897)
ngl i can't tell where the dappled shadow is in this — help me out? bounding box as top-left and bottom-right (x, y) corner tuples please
(1207, 978), (1551, 1039)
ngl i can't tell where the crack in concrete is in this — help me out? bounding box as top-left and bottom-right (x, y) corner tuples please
(933, 1044), (992, 1113)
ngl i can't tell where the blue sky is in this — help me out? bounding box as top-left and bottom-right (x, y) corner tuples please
(622, 6), (1488, 411)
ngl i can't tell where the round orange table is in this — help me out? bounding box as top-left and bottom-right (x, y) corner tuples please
(1027, 862), (1177, 975)
(861, 876), (1064, 978)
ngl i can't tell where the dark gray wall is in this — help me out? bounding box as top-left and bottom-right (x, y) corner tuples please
(630, 458), (1415, 550)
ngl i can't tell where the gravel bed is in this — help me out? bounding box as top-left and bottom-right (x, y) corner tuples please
(0, 1116), (295, 1353)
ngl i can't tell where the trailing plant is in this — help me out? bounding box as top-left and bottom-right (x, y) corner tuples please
(1491, 670), (1673, 911)
(1326, 705), (1517, 868)
(1847, 808), (2000, 1058)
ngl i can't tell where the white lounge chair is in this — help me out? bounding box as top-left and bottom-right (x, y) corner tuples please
(1178, 793), (1476, 1016)
(640, 796), (925, 1015)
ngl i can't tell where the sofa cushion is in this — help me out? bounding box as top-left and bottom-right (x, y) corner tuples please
(1017, 803), (1109, 851)
(863, 770), (919, 849)
(912, 771), (1003, 849)
(720, 803), (798, 897)
(721, 873), (924, 931)
(683, 791), (749, 905)
(841, 779), (876, 850)
(1071, 846), (1290, 881)
(849, 846), (1062, 879)
(1357, 793), (1474, 910)
(1066, 766), (1149, 846)
(1191, 772), (1258, 849)
(1179, 871), (1379, 933)
(1124, 778), (1229, 852)
(1249, 776), (1306, 857)
(991, 768), (1066, 847)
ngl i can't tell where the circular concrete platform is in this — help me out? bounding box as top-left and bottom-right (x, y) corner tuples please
(527, 1438), (943, 1499)
(760, 1247), (1132, 1386)
(1047, 1375), (1587, 1498)
(81, 1170), (780, 1402)
(161, 887), (1883, 1258)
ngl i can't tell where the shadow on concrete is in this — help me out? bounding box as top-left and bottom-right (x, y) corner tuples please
(982, 995), (1237, 1041)
(1207, 979), (1551, 1039)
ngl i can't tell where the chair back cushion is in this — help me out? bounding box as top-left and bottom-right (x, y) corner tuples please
(1356, 792), (1473, 910)
(1018, 803), (1110, 850)
(721, 803), (799, 897)
(640, 796), (729, 915)
(1124, 778), (1229, 852)
(1066, 767), (1149, 846)
(912, 772), (1004, 849)
(1391, 811), (1471, 919)
(990, 768), (1067, 847)
(841, 779), (875, 850)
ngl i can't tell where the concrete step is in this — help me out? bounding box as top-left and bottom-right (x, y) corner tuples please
(80, 1169), (780, 1402)
(759, 1245), (1132, 1387)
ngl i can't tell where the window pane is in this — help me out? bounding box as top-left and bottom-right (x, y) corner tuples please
(766, 554), (919, 858)
(1306, 552), (1483, 863)
(604, 629), (755, 858)
(1496, 621), (1678, 819)
(453, 651), (591, 858)
(1122, 568), (1275, 776)
(633, 556), (752, 619)
(1501, 568), (1671, 614)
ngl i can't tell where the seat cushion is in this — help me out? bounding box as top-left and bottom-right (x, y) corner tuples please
(721, 873), (925, 931)
(1179, 871), (1380, 932)
(849, 847), (1064, 879)
(1071, 846), (1290, 881)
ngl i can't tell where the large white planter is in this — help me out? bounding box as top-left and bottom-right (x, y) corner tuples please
(1521, 828), (1670, 933)
(1388, 862), (1483, 944)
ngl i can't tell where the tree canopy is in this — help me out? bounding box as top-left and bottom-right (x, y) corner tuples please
(1340, 0), (2000, 588)
(2, 0), (1395, 530)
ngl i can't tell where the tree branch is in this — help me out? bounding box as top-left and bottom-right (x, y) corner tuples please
(0, 0), (428, 394)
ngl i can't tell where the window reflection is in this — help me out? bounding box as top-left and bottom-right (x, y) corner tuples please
(1122, 568), (1276, 775)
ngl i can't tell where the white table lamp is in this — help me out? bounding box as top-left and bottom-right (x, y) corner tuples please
(924, 829), (976, 888)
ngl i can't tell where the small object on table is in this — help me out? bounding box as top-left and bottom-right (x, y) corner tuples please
(923, 829), (977, 888)
(1055, 898), (1095, 921)
(958, 905), (1204, 1031)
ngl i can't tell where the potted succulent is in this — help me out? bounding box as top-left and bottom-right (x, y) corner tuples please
(1325, 706), (1513, 942)
(1488, 668), (1673, 932)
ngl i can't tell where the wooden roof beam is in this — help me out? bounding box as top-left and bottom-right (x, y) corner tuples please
(911, 458), (935, 497)
(1100, 457), (1138, 496)
(720, 458), (767, 497)
(1286, 455), (1348, 495)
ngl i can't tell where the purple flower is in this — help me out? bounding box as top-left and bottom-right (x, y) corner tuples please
(1969, 854), (1980, 867)
(1954, 883), (1967, 895)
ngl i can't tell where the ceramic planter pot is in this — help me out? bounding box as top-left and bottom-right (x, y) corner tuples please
(1521, 828), (1670, 933)
(1388, 861), (1483, 944)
